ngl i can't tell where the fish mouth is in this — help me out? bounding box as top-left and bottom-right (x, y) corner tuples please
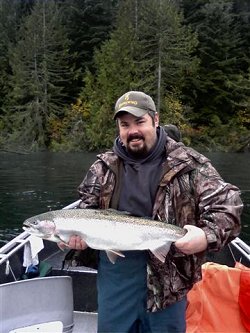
(23, 223), (30, 231)
(23, 223), (36, 233)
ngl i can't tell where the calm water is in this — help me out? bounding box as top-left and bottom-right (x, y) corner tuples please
(0, 151), (249, 245)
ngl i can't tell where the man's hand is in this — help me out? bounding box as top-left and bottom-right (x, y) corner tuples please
(175, 225), (208, 255)
(58, 235), (88, 251)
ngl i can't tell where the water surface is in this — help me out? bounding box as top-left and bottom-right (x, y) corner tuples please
(0, 151), (249, 244)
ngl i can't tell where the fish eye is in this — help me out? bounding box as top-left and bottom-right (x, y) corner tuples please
(33, 220), (40, 225)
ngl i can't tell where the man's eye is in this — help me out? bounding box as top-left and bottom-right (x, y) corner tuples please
(121, 123), (129, 128)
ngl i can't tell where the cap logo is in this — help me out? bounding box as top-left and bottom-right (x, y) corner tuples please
(118, 93), (138, 109)
(114, 91), (156, 118)
(124, 93), (130, 101)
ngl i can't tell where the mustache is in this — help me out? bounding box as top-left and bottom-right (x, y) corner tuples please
(127, 134), (144, 142)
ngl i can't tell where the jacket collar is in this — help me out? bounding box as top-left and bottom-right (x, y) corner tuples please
(97, 138), (210, 186)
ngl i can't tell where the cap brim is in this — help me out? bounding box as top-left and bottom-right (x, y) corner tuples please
(114, 106), (147, 119)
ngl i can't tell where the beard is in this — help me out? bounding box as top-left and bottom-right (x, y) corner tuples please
(126, 134), (149, 158)
(127, 144), (149, 158)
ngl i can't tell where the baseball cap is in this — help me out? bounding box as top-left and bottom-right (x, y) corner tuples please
(114, 91), (156, 119)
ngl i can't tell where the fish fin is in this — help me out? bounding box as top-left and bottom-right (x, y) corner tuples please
(106, 250), (125, 264)
(57, 242), (69, 251)
(53, 232), (69, 251)
(150, 241), (172, 263)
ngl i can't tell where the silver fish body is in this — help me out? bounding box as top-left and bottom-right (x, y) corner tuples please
(23, 209), (186, 263)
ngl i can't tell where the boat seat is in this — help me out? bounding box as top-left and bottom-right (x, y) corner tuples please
(0, 276), (74, 333)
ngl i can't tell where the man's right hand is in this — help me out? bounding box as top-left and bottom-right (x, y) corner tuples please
(58, 235), (88, 251)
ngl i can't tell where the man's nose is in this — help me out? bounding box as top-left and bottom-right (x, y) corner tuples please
(128, 123), (139, 134)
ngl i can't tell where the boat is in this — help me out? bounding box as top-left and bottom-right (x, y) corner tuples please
(0, 200), (250, 333)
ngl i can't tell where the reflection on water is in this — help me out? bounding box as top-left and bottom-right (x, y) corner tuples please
(0, 151), (249, 245)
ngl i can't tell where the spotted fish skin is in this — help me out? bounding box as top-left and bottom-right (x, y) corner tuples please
(23, 209), (186, 263)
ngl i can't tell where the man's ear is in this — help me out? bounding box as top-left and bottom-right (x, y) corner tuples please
(154, 112), (159, 127)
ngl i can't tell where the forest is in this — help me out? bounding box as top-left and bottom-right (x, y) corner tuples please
(0, 0), (249, 152)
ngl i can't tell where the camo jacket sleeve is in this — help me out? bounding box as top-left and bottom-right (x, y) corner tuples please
(190, 161), (243, 251)
(77, 152), (117, 209)
(155, 143), (243, 253)
(77, 160), (102, 209)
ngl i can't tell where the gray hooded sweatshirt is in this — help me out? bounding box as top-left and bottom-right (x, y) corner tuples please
(113, 126), (167, 218)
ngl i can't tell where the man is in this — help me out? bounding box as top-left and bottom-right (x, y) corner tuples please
(67, 91), (242, 332)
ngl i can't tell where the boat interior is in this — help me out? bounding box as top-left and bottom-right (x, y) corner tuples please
(0, 229), (249, 332)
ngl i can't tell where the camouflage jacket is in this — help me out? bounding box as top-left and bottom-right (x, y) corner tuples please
(78, 138), (242, 312)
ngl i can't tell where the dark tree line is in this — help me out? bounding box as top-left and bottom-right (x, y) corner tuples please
(0, 0), (249, 152)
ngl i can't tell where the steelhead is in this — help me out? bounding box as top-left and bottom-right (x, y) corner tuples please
(23, 209), (186, 263)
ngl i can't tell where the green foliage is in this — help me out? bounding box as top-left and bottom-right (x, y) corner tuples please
(0, 0), (26, 113)
(79, 0), (198, 149)
(160, 93), (191, 129)
(4, 0), (74, 150)
(60, 0), (118, 95)
(0, 0), (249, 152)
(189, 117), (250, 152)
(49, 98), (91, 152)
(182, 0), (250, 125)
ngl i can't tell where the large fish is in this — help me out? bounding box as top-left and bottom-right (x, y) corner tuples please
(23, 209), (186, 263)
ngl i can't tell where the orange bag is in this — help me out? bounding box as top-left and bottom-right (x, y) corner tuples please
(186, 262), (250, 333)
(237, 262), (250, 332)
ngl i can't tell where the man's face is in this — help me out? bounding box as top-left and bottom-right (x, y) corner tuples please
(117, 112), (159, 157)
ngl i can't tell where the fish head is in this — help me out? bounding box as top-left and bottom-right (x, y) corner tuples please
(23, 217), (56, 239)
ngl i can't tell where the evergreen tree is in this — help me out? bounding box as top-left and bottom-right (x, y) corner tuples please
(4, 0), (73, 149)
(61, 0), (118, 96)
(76, 0), (198, 149)
(233, 0), (250, 91)
(132, 0), (198, 113)
(0, 1), (25, 113)
(182, 0), (249, 125)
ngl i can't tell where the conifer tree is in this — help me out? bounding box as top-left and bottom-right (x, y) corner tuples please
(182, 0), (249, 125)
(131, 0), (198, 112)
(0, 0), (22, 114)
(79, 0), (198, 149)
(61, 0), (118, 97)
(5, 0), (73, 149)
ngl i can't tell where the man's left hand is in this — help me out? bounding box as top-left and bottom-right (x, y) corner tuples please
(175, 225), (208, 255)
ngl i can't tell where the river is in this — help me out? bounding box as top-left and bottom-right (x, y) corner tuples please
(0, 151), (249, 245)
